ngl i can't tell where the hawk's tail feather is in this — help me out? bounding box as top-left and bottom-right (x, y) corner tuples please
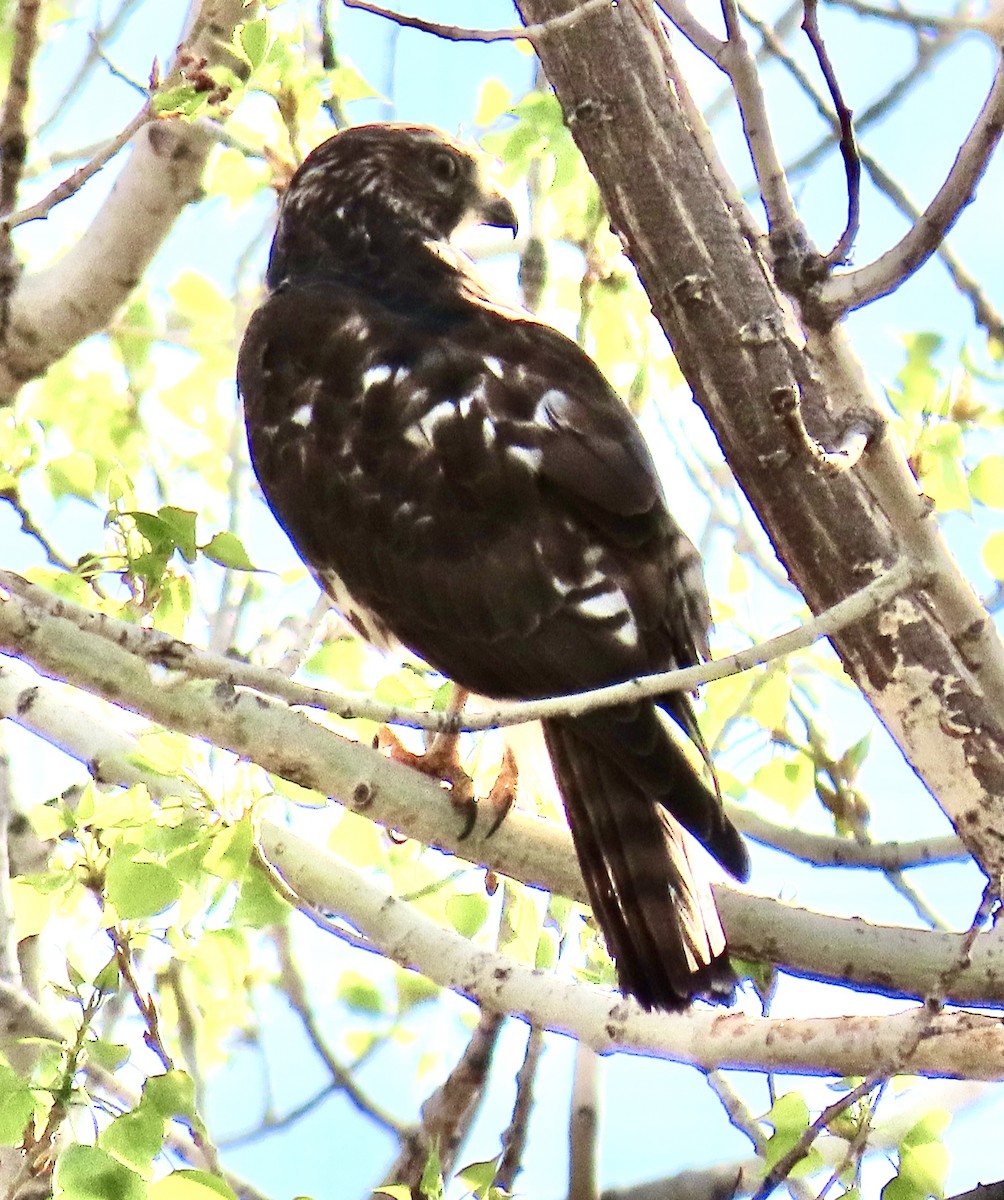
(573, 702), (750, 884)
(542, 715), (737, 1012)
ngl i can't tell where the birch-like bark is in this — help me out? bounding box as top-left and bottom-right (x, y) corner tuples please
(5, 611), (1004, 1007)
(0, 0), (250, 401)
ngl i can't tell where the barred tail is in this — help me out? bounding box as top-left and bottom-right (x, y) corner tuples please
(542, 711), (739, 1011)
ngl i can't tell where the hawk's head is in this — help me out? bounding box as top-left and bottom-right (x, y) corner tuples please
(266, 123), (517, 288)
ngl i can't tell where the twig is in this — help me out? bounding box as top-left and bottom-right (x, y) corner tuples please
(108, 927), (175, 1073)
(817, 1081), (885, 1198)
(0, 725), (20, 986)
(0, 979), (268, 1198)
(384, 1008), (504, 1188)
(702, 0), (803, 121)
(218, 1081), (340, 1148)
(342, 0), (613, 45)
(763, 888), (1003, 1199)
(719, 0), (819, 284)
(317, 0), (348, 129)
(568, 1042), (600, 1200)
(824, 0), (987, 32)
(655, 0), (726, 63)
(37, 0), (146, 133)
(740, 7), (1004, 340)
(752, 1076), (882, 1199)
(271, 922), (407, 1137)
(771, 384), (882, 471)
(706, 1072), (814, 1200)
(801, 0), (860, 264)
(1, 104), (152, 230)
(496, 1026), (544, 1192)
(780, 25), (955, 184)
(820, 51), (1004, 317)
(0, 487), (76, 571)
(0, 556), (916, 733)
(163, 958), (204, 1109)
(0, 0), (41, 215)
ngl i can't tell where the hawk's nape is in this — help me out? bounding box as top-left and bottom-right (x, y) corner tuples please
(237, 122), (750, 1011)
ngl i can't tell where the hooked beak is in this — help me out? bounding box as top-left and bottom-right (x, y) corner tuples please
(476, 188), (518, 237)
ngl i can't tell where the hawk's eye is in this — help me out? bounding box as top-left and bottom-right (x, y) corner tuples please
(428, 150), (461, 185)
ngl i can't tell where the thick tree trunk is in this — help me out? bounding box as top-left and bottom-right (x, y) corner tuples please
(517, 0), (1004, 878)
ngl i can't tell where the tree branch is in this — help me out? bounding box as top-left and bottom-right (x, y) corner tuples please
(654, 0), (726, 63)
(718, 0), (816, 274)
(568, 1042), (601, 1200)
(732, 806), (966, 869)
(0, 725), (20, 988)
(3, 105), (152, 230)
(386, 1008), (503, 1188)
(3, 637), (1004, 1008)
(0, 0), (249, 402)
(737, 8), (1004, 343)
(0, 559), (915, 733)
(819, 50), (1004, 317)
(800, 0), (860, 265)
(342, 0), (613, 45)
(496, 1026), (544, 1192)
(260, 820), (1004, 1079)
(0, 0), (41, 216)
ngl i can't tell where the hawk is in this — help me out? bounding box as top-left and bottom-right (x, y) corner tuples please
(238, 123), (750, 1011)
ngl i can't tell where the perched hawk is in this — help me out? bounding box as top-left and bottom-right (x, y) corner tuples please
(238, 123), (749, 1011)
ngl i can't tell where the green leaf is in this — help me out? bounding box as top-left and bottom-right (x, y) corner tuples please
(157, 507), (199, 562)
(53, 1145), (147, 1200)
(419, 1143), (444, 1200)
(338, 971), (385, 1014)
(152, 84), (207, 117)
(474, 78), (511, 127)
(765, 1092), (810, 1136)
(99, 1106), (166, 1175)
(751, 754), (812, 814)
(200, 531), (257, 571)
(372, 1188), (411, 1200)
(970, 454), (1004, 508)
(87, 1038), (130, 1072)
(143, 1072), (198, 1120)
(327, 62), (380, 103)
(456, 1158), (500, 1198)
(202, 818), (254, 882)
(890, 333), (944, 416)
(105, 853), (181, 919)
(901, 1110), (952, 1145)
(762, 1092), (814, 1172)
(982, 530), (1004, 580)
(445, 893), (489, 939)
(147, 1172), (237, 1200)
(535, 926), (558, 970)
(238, 18), (270, 71)
(395, 968), (440, 1012)
(0, 1063), (35, 1144)
(231, 869), (291, 928)
(48, 451), (98, 500)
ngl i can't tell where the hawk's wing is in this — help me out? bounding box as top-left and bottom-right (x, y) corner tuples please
(239, 277), (708, 698)
(239, 274), (748, 1009)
